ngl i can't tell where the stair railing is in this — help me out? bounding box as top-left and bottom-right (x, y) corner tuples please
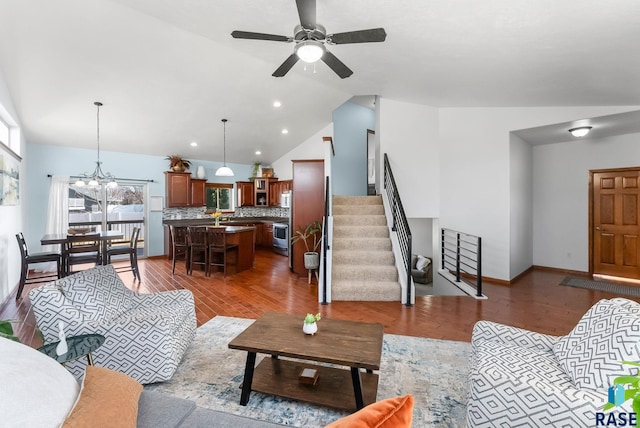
(441, 228), (482, 297)
(320, 175), (330, 304)
(383, 154), (413, 306)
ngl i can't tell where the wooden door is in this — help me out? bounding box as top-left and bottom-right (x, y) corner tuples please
(591, 167), (640, 279)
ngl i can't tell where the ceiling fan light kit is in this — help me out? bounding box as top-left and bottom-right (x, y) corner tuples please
(231, 0), (386, 78)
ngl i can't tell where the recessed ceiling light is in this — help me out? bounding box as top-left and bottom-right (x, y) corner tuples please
(282, 129), (289, 134)
(255, 150), (261, 155)
(273, 101), (282, 108)
(190, 141), (198, 147)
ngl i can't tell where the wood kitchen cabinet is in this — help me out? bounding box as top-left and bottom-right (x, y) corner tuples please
(236, 181), (254, 207)
(268, 180), (279, 206)
(165, 172), (191, 207)
(190, 179), (206, 207)
(254, 178), (268, 206)
(262, 221), (274, 247)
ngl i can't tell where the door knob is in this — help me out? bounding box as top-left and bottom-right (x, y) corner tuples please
(596, 226), (605, 231)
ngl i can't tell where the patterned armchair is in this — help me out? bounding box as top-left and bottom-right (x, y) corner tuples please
(29, 264), (196, 384)
(467, 298), (640, 427)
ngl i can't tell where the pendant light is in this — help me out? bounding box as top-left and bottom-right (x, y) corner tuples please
(74, 101), (117, 188)
(215, 118), (234, 176)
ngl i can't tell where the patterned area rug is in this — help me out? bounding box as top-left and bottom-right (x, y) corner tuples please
(559, 277), (640, 297)
(145, 316), (471, 427)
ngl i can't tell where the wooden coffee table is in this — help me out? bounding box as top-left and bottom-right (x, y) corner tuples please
(228, 312), (384, 411)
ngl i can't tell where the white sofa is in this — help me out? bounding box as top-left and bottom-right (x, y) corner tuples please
(467, 298), (640, 427)
(29, 264), (196, 384)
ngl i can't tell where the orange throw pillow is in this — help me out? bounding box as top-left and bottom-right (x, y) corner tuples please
(325, 395), (414, 428)
(63, 365), (142, 428)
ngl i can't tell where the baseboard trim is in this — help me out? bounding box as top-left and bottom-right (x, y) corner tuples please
(531, 265), (589, 277)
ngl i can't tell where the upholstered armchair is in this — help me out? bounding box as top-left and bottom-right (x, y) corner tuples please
(29, 265), (196, 384)
(410, 254), (432, 284)
(467, 298), (640, 427)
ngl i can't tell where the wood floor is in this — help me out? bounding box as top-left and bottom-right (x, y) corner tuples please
(2, 249), (636, 349)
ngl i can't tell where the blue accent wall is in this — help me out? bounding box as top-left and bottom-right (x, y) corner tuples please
(26, 143), (251, 256)
(331, 102), (375, 196)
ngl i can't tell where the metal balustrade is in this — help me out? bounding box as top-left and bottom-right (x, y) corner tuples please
(441, 228), (482, 297)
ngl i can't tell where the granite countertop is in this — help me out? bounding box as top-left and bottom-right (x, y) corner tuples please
(163, 217), (288, 226)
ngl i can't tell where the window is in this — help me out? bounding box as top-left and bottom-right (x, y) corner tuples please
(206, 183), (234, 212)
(0, 118), (9, 148)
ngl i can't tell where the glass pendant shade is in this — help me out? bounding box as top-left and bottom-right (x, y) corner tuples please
(295, 41), (325, 63)
(215, 118), (234, 177)
(568, 126), (592, 137)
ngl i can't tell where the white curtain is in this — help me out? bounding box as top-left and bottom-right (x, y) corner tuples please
(40, 176), (69, 272)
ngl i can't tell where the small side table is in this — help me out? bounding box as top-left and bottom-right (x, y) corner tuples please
(38, 334), (105, 366)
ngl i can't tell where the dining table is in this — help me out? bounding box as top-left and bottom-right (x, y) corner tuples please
(41, 230), (124, 266)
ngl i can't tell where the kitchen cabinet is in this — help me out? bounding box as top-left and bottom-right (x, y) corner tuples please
(268, 180), (279, 206)
(262, 221), (274, 248)
(190, 179), (206, 206)
(236, 181), (254, 207)
(291, 160), (324, 276)
(254, 178), (268, 206)
(165, 172), (191, 207)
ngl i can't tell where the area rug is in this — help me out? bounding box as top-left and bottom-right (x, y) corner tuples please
(145, 316), (471, 427)
(559, 276), (640, 297)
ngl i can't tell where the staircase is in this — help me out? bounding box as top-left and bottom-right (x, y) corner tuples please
(331, 195), (401, 301)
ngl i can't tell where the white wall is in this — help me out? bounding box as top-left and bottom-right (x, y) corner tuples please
(407, 218), (433, 257)
(439, 106), (638, 281)
(378, 98), (440, 218)
(271, 123), (332, 180)
(533, 132), (640, 271)
(0, 68), (24, 302)
(509, 133), (533, 277)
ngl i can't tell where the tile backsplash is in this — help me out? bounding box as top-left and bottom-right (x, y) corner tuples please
(163, 206), (289, 220)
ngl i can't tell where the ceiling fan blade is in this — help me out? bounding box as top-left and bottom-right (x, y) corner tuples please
(321, 51), (353, 79)
(231, 31), (291, 42)
(328, 28), (387, 44)
(272, 54), (299, 77)
(295, 0), (316, 30)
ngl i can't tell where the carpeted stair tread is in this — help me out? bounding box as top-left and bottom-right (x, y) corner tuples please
(333, 215), (387, 226)
(332, 238), (392, 251)
(332, 264), (398, 281)
(332, 250), (395, 266)
(333, 205), (385, 215)
(333, 195), (383, 206)
(331, 280), (401, 301)
(333, 226), (389, 238)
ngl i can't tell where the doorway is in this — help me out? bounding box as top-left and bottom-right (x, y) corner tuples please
(590, 167), (640, 280)
(366, 129), (376, 195)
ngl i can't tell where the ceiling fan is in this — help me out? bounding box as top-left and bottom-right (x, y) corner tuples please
(231, 0), (386, 79)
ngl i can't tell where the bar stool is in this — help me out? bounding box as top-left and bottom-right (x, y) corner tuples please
(169, 225), (189, 275)
(15, 233), (62, 300)
(187, 226), (208, 275)
(64, 233), (101, 276)
(206, 227), (238, 277)
(106, 227), (141, 281)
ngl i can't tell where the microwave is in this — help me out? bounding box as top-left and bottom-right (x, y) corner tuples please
(280, 191), (291, 208)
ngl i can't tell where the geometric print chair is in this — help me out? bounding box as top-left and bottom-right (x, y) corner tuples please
(467, 298), (640, 427)
(29, 264), (196, 384)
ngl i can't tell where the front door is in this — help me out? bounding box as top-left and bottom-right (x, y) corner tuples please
(591, 167), (640, 279)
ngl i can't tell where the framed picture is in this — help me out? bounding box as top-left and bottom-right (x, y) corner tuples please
(261, 167), (274, 178)
(0, 141), (20, 206)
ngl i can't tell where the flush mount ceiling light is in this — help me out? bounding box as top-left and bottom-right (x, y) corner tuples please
(273, 101), (282, 108)
(215, 119), (234, 177)
(569, 126), (593, 137)
(75, 101), (117, 188)
(295, 40), (325, 63)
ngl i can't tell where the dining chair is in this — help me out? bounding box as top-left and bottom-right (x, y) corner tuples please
(169, 225), (189, 275)
(206, 227), (238, 277)
(105, 227), (141, 281)
(64, 233), (101, 276)
(14, 233), (62, 300)
(186, 226), (208, 275)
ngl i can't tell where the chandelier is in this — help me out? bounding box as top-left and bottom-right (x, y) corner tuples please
(215, 118), (234, 176)
(75, 101), (117, 188)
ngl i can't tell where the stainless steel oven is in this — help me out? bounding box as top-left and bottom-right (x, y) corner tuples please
(273, 223), (288, 256)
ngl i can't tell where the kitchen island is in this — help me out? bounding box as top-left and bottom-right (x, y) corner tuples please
(163, 220), (256, 274)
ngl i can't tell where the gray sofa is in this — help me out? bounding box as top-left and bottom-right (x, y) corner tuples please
(138, 390), (284, 428)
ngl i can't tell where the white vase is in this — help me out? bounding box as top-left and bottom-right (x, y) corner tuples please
(304, 252), (320, 270)
(196, 166), (206, 179)
(303, 322), (318, 335)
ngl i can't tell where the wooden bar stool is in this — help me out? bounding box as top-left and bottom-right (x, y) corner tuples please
(206, 227), (238, 277)
(187, 226), (208, 275)
(169, 225), (189, 275)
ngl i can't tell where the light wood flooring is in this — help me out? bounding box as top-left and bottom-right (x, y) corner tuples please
(2, 249), (635, 349)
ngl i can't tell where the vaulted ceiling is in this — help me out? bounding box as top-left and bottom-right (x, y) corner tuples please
(0, 0), (638, 164)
